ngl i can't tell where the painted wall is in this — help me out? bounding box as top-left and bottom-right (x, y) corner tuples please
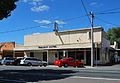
(24, 28), (102, 46)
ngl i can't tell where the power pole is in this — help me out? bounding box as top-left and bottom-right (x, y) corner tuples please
(54, 22), (58, 33)
(90, 12), (94, 67)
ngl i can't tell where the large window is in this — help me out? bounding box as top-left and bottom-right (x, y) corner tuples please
(30, 52), (34, 57)
(94, 48), (100, 60)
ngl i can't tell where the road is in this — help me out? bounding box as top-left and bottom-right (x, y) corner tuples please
(0, 65), (120, 83)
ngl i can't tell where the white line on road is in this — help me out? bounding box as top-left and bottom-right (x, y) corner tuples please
(0, 78), (27, 83)
(71, 76), (120, 81)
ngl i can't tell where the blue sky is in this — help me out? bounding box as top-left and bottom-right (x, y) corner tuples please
(0, 0), (120, 44)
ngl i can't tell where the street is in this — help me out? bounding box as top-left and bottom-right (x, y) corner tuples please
(0, 65), (120, 83)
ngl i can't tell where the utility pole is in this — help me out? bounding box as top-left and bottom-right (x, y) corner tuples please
(54, 22), (58, 33)
(54, 21), (64, 44)
(89, 12), (94, 67)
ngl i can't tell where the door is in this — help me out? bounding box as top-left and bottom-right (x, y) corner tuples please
(43, 52), (47, 61)
(86, 51), (91, 65)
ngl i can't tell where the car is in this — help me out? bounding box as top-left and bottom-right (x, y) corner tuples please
(1, 57), (15, 65)
(54, 57), (84, 68)
(14, 58), (23, 66)
(20, 57), (48, 67)
(0, 59), (2, 65)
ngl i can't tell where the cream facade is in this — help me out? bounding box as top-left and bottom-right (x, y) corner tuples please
(14, 27), (112, 65)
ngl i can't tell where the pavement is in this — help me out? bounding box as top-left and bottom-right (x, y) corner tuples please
(47, 64), (120, 71)
(0, 64), (120, 83)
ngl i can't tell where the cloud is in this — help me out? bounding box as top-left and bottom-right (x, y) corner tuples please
(33, 0), (43, 2)
(33, 19), (67, 29)
(22, 0), (43, 3)
(90, 2), (97, 6)
(31, 5), (49, 12)
(34, 20), (52, 24)
(90, 1), (104, 7)
(22, 0), (28, 3)
(31, 0), (43, 6)
(21, 0), (50, 12)
(55, 20), (66, 25)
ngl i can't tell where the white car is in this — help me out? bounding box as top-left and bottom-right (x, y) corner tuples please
(20, 57), (48, 67)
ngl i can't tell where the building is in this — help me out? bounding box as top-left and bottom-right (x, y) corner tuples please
(0, 42), (15, 59)
(0, 42), (24, 59)
(14, 27), (113, 65)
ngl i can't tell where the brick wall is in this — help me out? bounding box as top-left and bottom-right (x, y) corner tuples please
(0, 42), (15, 58)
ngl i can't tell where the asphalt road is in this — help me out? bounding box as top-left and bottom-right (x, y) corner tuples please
(0, 65), (120, 83)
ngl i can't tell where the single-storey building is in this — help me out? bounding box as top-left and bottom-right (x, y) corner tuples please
(14, 27), (114, 65)
(0, 42), (15, 59)
(0, 42), (24, 59)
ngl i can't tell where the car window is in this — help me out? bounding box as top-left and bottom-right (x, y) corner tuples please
(36, 59), (41, 61)
(5, 58), (15, 60)
(32, 58), (38, 61)
(26, 58), (31, 60)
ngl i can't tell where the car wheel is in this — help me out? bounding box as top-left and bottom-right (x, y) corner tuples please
(59, 66), (62, 67)
(73, 66), (76, 68)
(6, 62), (10, 65)
(17, 63), (20, 66)
(27, 63), (32, 66)
(43, 63), (47, 67)
(64, 64), (68, 68)
(39, 65), (42, 67)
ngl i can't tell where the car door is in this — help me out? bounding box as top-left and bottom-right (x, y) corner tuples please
(32, 58), (39, 65)
(68, 58), (75, 66)
(37, 59), (42, 66)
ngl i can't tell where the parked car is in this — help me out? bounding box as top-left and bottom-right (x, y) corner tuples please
(20, 57), (48, 67)
(14, 58), (23, 66)
(1, 57), (15, 65)
(54, 57), (84, 68)
(0, 59), (2, 65)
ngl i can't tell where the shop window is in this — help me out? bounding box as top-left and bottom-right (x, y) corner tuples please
(94, 48), (100, 60)
(30, 52), (34, 57)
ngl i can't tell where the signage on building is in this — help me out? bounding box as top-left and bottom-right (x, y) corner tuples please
(38, 45), (57, 48)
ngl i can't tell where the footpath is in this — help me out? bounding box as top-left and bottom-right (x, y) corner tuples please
(48, 64), (120, 71)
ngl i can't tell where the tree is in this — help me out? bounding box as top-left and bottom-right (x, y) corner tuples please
(0, 0), (18, 20)
(107, 27), (120, 48)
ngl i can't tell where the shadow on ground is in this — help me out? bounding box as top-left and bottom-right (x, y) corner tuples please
(0, 69), (77, 83)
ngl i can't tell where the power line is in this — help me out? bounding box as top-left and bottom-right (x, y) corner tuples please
(0, 15), (89, 34)
(95, 16), (120, 27)
(0, 23), (53, 34)
(96, 11), (120, 15)
(80, 0), (91, 24)
(1, 7), (120, 34)
(62, 15), (87, 22)
(95, 7), (120, 14)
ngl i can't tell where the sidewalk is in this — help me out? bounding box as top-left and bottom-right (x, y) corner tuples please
(48, 64), (120, 70)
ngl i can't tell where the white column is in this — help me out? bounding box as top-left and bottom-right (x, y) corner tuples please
(13, 50), (15, 58)
(47, 50), (49, 63)
(84, 50), (86, 64)
(63, 50), (66, 58)
(24, 52), (27, 57)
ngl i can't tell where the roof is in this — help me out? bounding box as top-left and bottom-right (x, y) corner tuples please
(25, 26), (104, 36)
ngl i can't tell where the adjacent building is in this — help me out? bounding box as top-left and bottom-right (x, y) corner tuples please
(0, 42), (15, 59)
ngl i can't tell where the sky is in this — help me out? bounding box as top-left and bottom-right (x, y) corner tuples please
(0, 0), (120, 44)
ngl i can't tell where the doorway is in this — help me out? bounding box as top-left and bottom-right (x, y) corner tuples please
(43, 52), (47, 61)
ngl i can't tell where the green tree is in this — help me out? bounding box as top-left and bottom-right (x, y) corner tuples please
(107, 27), (120, 48)
(0, 0), (18, 20)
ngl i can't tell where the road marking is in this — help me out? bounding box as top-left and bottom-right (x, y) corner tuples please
(0, 78), (27, 83)
(71, 76), (120, 81)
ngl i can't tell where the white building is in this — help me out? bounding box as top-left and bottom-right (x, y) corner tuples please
(14, 27), (113, 65)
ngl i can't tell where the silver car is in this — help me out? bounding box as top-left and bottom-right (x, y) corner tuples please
(20, 57), (48, 67)
(1, 57), (15, 65)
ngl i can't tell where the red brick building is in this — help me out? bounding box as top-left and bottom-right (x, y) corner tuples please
(0, 42), (15, 59)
